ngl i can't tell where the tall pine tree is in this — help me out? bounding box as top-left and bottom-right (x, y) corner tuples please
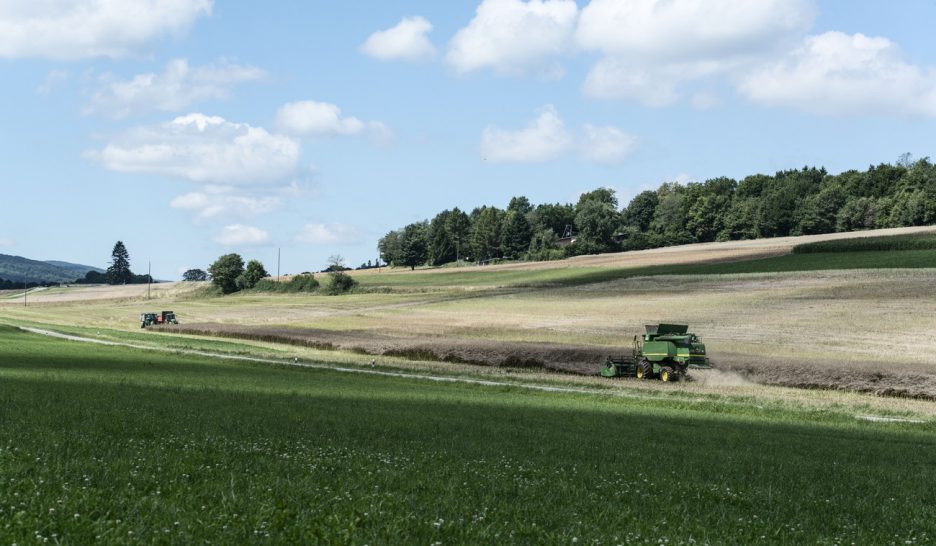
(106, 241), (132, 285)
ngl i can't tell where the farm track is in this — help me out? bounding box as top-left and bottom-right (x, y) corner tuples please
(162, 323), (936, 401)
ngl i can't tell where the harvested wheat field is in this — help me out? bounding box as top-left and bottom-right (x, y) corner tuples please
(5, 226), (936, 399)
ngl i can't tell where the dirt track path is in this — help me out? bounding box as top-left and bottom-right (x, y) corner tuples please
(13, 326), (679, 402)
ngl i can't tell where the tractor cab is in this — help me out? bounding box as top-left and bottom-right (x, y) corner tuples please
(140, 311), (179, 328)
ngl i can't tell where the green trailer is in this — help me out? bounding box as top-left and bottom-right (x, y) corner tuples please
(600, 324), (710, 382)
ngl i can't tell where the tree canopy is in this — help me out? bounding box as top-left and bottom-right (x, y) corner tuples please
(208, 253), (245, 294)
(182, 268), (208, 282)
(106, 241), (132, 285)
(376, 155), (936, 268)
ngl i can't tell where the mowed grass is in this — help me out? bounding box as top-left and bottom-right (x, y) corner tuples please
(355, 248), (936, 290)
(2, 326), (936, 544)
(794, 231), (936, 253)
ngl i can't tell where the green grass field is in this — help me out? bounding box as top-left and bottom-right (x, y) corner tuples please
(2, 325), (935, 544)
(793, 232), (936, 253)
(353, 248), (936, 290)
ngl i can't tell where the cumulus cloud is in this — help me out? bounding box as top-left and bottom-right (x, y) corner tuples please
(581, 59), (687, 106)
(360, 16), (436, 62)
(86, 58), (265, 118)
(275, 100), (389, 141)
(579, 124), (638, 164)
(0, 0), (212, 60)
(576, 0), (815, 105)
(481, 105), (572, 162)
(739, 32), (936, 117)
(446, 0), (578, 75)
(170, 191), (281, 223)
(213, 224), (269, 246)
(295, 223), (364, 245)
(576, 0), (814, 61)
(481, 105), (635, 164)
(86, 113), (300, 186)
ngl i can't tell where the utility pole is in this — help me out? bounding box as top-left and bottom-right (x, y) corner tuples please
(147, 261), (151, 300)
(277, 247), (281, 282)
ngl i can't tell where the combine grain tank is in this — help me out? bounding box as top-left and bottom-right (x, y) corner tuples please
(600, 324), (709, 382)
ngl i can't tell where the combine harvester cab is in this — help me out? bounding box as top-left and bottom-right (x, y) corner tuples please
(601, 324), (710, 382)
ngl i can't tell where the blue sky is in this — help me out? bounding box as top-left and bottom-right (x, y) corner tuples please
(2, 0), (935, 279)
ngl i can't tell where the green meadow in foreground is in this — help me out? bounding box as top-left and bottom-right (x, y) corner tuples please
(1, 325), (935, 544)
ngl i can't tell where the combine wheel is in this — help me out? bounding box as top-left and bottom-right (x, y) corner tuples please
(637, 359), (652, 380)
(660, 366), (674, 382)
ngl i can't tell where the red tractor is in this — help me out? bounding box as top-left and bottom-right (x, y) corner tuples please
(140, 311), (178, 328)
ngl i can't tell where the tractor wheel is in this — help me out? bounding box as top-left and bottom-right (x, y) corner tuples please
(637, 359), (652, 380)
(660, 366), (674, 382)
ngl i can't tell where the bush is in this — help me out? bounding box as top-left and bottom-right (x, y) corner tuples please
(326, 271), (357, 295)
(253, 274), (320, 293)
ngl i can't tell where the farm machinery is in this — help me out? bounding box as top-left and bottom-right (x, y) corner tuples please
(600, 324), (709, 382)
(140, 311), (178, 328)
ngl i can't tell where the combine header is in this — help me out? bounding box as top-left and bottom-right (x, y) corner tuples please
(601, 324), (709, 382)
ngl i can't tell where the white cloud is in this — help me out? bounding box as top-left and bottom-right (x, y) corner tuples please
(295, 223), (364, 245)
(36, 70), (69, 94)
(214, 224), (269, 246)
(170, 191), (281, 223)
(581, 59), (686, 106)
(481, 105), (636, 164)
(0, 0), (212, 60)
(360, 16), (436, 62)
(87, 58), (265, 118)
(481, 105), (572, 162)
(579, 124), (637, 164)
(276, 100), (380, 137)
(446, 0), (578, 75)
(86, 113), (300, 186)
(673, 173), (693, 185)
(576, 0), (814, 105)
(576, 0), (814, 62)
(366, 121), (395, 148)
(690, 91), (721, 110)
(739, 31), (936, 117)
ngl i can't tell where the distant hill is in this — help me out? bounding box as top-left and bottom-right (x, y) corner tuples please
(0, 254), (103, 283)
(43, 260), (105, 277)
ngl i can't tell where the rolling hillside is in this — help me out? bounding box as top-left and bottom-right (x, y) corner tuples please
(0, 254), (103, 283)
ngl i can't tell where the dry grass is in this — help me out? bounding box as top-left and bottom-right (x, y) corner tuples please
(4, 226), (936, 400)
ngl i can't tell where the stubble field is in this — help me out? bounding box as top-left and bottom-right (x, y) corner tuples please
(4, 226), (935, 398)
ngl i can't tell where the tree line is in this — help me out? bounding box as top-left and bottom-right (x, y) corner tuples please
(0, 278), (54, 290)
(378, 155), (936, 268)
(205, 253), (356, 295)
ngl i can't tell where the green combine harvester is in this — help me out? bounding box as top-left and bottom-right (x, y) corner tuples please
(601, 324), (710, 382)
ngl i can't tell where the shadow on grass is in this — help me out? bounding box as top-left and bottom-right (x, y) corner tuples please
(4, 332), (936, 543)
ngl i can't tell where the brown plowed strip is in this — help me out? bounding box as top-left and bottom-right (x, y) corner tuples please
(161, 323), (629, 374)
(160, 323), (936, 400)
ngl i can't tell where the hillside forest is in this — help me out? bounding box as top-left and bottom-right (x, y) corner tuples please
(378, 156), (936, 268)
